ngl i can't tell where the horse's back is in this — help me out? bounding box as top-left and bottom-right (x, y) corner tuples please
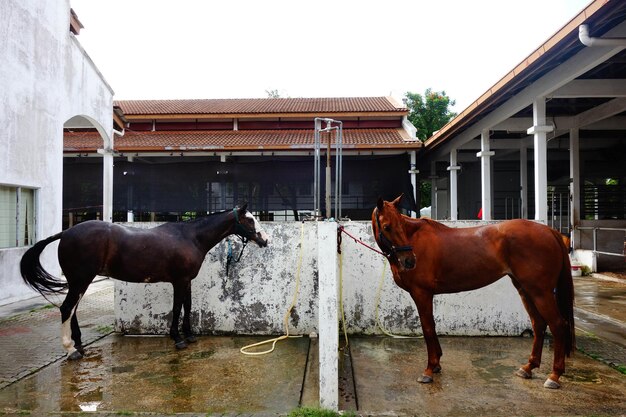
(498, 219), (567, 277)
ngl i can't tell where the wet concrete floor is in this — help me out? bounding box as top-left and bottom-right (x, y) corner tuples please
(0, 335), (308, 415)
(349, 336), (626, 416)
(0, 276), (625, 416)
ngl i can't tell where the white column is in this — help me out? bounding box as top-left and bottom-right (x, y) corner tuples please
(477, 130), (494, 220)
(430, 161), (437, 219)
(318, 222), (338, 411)
(409, 151), (419, 217)
(520, 145), (528, 219)
(527, 98), (553, 223)
(570, 128), (581, 249)
(447, 149), (460, 220)
(97, 147), (114, 223)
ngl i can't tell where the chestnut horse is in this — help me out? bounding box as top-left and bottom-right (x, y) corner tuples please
(372, 195), (575, 389)
(20, 205), (268, 359)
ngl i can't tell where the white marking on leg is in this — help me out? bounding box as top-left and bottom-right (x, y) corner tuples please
(61, 294), (82, 355)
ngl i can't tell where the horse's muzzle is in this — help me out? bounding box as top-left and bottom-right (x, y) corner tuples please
(253, 233), (269, 247)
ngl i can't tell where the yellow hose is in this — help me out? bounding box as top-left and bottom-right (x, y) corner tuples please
(240, 222), (304, 356)
(375, 261), (422, 339)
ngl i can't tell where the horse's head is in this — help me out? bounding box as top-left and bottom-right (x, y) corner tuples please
(234, 204), (270, 247)
(372, 195), (416, 270)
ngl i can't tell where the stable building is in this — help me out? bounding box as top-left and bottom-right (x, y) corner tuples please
(63, 97), (421, 223)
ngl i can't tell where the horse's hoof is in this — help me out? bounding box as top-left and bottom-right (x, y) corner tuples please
(175, 340), (188, 350)
(75, 345), (85, 355)
(515, 368), (532, 379)
(418, 374), (433, 384)
(543, 378), (561, 389)
(67, 350), (83, 361)
(185, 335), (198, 343)
(433, 365), (442, 374)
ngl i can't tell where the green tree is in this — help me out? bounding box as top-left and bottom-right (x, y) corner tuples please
(404, 89), (456, 210)
(405, 89), (456, 141)
(266, 89), (281, 98)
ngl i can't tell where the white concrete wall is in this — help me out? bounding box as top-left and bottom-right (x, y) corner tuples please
(0, 0), (114, 305)
(115, 221), (530, 336)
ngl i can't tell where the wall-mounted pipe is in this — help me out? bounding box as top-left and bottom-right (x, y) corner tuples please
(579, 24), (626, 47)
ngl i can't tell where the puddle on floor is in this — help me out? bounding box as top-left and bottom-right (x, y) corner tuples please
(0, 335), (309, 414)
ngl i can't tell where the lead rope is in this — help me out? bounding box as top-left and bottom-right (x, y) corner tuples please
(240, 222), (305, 356)
(338, 225), (421, 339)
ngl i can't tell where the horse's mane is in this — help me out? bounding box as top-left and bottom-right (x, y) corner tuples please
(403, 215), (451, 231)
(184, 209), (231, 224)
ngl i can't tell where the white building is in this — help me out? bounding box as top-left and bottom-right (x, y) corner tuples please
(0, 1), (114, 304)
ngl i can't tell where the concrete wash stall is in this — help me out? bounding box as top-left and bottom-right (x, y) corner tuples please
(114, 221), (531, 409)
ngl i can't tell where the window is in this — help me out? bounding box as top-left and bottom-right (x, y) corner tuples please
(0, 185), (36, 248)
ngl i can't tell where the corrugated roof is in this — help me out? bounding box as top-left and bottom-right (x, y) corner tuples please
(115, 97), (406, 116)
(423, 0), (621, 152)
(64, 129), (420, 152)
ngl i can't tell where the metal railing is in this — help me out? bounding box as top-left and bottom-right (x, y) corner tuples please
(575, 226), (626, 257)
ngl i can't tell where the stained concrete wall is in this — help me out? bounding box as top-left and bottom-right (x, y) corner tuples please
(0, 1), (114, 305)
(115, 221), (531, 336)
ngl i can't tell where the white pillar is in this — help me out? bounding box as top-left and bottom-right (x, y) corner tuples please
(527, 98), (553, 223)
(318, 222), (338, 411)
(409, 151), (419, 218)
(477, 130), (494, 220)
(99, 148), (114, 223)
(520, 145), (528, 219)
(570, 128), (581, 249)
(430, 161), (437, 219)
(447, 149), (460, 220)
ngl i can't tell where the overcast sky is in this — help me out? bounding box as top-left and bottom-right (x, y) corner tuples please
(70, 0), (590, 112)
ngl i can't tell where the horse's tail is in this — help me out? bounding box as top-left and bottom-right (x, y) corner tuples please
(20, 232), (68, 295)
(551, 228), (576, 356)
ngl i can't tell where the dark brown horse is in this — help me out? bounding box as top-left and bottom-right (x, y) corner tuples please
(372, 195), (575, 389)
(20, 205), (268, 360)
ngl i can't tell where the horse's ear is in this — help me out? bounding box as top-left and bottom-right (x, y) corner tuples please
(376, 197), (385, 211)
(240, 203), (248, 213)
(392, 194), (404, 210)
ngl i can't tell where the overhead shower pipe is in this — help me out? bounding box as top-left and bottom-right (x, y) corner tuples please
(579, 24), (626, 47)
(313, 118), (343, 220)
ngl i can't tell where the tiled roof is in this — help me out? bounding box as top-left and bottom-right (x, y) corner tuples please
(115, 97), (406, 116)
(64, 129), (420, 152)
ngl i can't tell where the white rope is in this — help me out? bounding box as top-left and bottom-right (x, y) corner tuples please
(240, 223), (305, 355)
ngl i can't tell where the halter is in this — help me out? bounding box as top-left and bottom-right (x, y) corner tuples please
(232, 208), (251, 243)
(374, 207), (413, 259)
(226, 208), (251, 276)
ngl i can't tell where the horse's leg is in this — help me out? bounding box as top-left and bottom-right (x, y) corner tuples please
(531, 295), (568, 389)
(511, 279), (547, 379)
(170, 283), (187, 349)
(60, 289), (84, 360)
(71, 314), (85, 356)
(410, 290), (441, 383)
(182, 282), (197, 343)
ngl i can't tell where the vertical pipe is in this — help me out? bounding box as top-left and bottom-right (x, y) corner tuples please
(326, 129), (332, 219)
(520, 145), (528, 219)
(314, 119), (321, 219)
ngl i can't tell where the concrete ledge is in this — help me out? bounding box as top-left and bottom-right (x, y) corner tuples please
(114, 221), (530, 337)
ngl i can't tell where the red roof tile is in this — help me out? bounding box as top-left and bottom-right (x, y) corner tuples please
(115, 97), (406, 116)
(64, 129), (420, 152)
